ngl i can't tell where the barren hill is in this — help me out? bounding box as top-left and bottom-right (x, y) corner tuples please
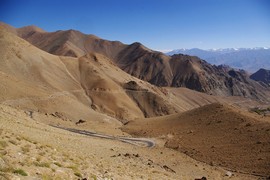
(1, 22), (268, 100)
(2, 23), (257, 122)
(123, 103), (270, 176)
(0, 27), (179, 123)
(0, 25), (239, 123)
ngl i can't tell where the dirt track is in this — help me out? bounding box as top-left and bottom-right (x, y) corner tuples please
(50, 125), (155, 148)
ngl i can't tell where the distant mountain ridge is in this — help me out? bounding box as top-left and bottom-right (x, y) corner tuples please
(166, 48), (270, 72)
(1, 22), (269, 101)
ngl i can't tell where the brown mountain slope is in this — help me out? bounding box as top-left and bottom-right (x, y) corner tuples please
(2, 22), (268, 100)
(170, 54), (268, 98)
(116, 42), (173, 86)
(250, 68), (270, 85)
(78, 54), (144, 121)
(122, 103), (270, 176)
(4, 24), (259, 121)
(0, 27), (112, 125)
(15, 24), (125, 59)
(0, 27), (180, 123)
(166, 87), (225, 111)
(117, 44), (268, 99)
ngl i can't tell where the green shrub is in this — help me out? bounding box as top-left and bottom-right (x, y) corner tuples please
(13, 169), (28, 176)
(91, 174), (97, 180)
(74, 172), (82, 177)
(53, 162), (62, 167)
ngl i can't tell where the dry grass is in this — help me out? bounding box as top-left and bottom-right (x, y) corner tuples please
(34, 161), (50, 168)
(21, 144), (31, 154)
(53, 162), (62, 167)
(0, 141), (8, 149)
(8, 139), (17, 145)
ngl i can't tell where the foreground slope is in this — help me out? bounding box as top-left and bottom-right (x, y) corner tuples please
(123, 103), (270, 177)
(1, 22), (269, 100)
(0, 104), (261, 179)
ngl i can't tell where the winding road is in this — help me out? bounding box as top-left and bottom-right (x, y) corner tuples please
(50, 125), (155, 148)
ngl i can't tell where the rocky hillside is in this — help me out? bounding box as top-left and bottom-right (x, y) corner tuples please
(250, 68), (270, 85)
(0, 27), (179, 122)
(1, 22), (269, 100)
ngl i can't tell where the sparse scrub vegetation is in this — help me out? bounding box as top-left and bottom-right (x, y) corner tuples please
(24, 158), (32, 166)
(91, 174), (98, 180)
(74, 172), (82, 177)
(36, 156), (42, 162)
(250, 107), (270, 115)
(0, 150), (7, 157)
(38, 151), (46, 156)
(21, 144), (31, 153)
(45, 144), (52, 148)
(21, 136), (32, 143)
(0, 163), (13, 173)
(13, 169), (28, 176)
(67, 165), (83, 178)
(0, 141), (8, 149)
(53, 162), (62, 167)
(8, 139), (17, 145)
(42, 174), (53, 180)
(82, 164), (89, 170)
(67, 165), (79, 172)
(34, 161), (50, 168)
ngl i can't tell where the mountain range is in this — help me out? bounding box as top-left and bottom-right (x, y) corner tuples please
(0, 22), (269, 101)
(0, 22), (270, 178)
(166, 48), (270, 72)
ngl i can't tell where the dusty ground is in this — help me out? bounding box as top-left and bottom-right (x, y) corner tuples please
(123, 103), (270, 178)
(0, 104), (261, 180)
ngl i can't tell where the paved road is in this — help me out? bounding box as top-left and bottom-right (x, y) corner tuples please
(50, 125), (155, 148)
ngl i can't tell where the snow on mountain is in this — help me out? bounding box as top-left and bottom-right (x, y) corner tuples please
(166, 47), (270, 72)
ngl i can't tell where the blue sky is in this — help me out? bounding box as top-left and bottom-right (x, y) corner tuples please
(1, 0), (269, 50)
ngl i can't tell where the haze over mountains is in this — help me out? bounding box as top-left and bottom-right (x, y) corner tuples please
(166, 48), (270, 72)
(0, 22), (270, 179)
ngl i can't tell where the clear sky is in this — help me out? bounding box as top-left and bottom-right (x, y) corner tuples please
(0, 0), (269, 50)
